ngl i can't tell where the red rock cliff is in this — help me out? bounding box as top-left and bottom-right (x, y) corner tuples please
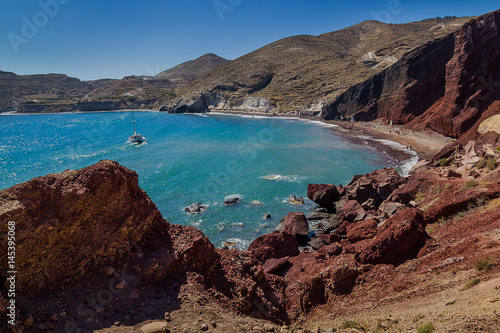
(322, 10), (500, 140)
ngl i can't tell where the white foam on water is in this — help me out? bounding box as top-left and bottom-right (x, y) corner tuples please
(261, 174), (304, 182)
(372, 138), (419, 177)
(222, 238), (251, 250)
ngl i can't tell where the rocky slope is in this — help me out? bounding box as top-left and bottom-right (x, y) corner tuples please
(155, 53), (229, 85)
(0, 161), (286, 332)
(321, 9), (500, 141)
(165, 16), (470, 114)
(0, 54), (227, 113)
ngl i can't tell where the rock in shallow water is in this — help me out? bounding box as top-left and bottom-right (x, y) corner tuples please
(224, 194), (240, 205)
(184, 202), (206, 214)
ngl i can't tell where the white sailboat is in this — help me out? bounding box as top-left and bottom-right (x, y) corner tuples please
(128, 112), (146, 143)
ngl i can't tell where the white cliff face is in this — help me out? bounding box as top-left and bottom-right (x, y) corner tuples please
(239, 97), (272, 111)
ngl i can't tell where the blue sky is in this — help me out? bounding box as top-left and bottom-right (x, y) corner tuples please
(0, 0), (498, 81)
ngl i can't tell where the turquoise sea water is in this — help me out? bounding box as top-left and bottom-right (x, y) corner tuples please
(0, 111), (414, 248)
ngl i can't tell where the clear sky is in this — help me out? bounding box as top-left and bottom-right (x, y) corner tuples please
(0, 0), (498, 81)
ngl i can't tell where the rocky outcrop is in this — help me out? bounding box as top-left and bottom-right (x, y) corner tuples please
(355, 209), (428, 265)
(163, 94), (276, 114)
(248, 231), (300, 263)
(322, 10), (500, 141)
(307, 184), (341, 210)
(0, 161), (287, 331)
(274, 212), (310, 243)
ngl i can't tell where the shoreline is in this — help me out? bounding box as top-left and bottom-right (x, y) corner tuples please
(211, 110), (454, 162)
(3, 108), (454, 165)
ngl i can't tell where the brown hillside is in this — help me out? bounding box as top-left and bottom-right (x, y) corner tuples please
(177, 17), (470, 110)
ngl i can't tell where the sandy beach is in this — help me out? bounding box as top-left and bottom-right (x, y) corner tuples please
(322, 120), (455, 161)
(212, 110), (455, 161)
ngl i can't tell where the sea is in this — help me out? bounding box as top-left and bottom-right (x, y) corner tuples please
(0, 111), (417, 249)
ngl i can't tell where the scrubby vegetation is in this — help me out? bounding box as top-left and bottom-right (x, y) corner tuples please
(475, 257), (493, 271)
(417, 323), (435, 333)
(461, 179), (479, 190)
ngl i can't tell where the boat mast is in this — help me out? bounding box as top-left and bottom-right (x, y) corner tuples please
(132, 112), (137, 135)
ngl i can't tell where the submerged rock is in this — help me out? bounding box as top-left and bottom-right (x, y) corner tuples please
(288, 195), (305, 205)
(184, 202), (207, 214)
(224, 194), (240, 205)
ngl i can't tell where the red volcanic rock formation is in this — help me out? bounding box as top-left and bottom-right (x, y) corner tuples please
(0, 161), (288, 331)
(274, 212), (310, 243)
(355, 208), (428, 265)
(307, 184), (341, 210)
(322, 10), (500, 141)
(248, 231), (300, 263)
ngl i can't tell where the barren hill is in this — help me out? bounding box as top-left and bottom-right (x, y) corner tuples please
(170, 17), (470, 112)
(155, 53), (229, 85)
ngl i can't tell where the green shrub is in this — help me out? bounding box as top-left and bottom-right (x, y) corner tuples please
(475, 257), (493, 271)
(461, 179), (479, 190)
(437, 217), (449, 224)
(434, 185), (442, 194)
(462, 278), (481, 290)
(476, 158), (487, 169)
(487, 158), (497, 171)
(340, 320), (358, 329)
(417, 323), (435, 333)
(439, 158), (448, 166)
(496, 146), (500, 151)
(415, 191), (425, 203)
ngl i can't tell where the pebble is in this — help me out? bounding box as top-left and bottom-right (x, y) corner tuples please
(201, 323), (209, 331)
(38, 322), (54, 331)
(141, 322), (168, 333)
(106, 267), (115, 276)
(264, 323), (275, 332)
(50, 313), (58, 322)
(23, 314), (34, 328)
(263, 214), (272, 220)
(211, 321), (217, 328)
(115, 281), (126, 289)
(164, 312), (172, 321)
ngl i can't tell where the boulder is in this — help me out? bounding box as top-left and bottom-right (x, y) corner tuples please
(306, 211), (331, 220)
(378, 201), (405, 219)
(339, 200), (367, 223)
(184, 202), (206, 214)
(318, 243), (343, 256)
(319, 233), (341, 245)
(274, 212), (310, 243)
(307, 183), (341, 209)
(323, 216), (342, 233)
(308, 237), (326, 250)
(248, 231), (300, 262)
(441, 169), (462, 178)
(356, 208), (429, 265)
(224, 194), (240, 205)
(346, 177), (378, 204)
(361, 198), (377, 211)
(263, 257), (291, 275)
(346, 219), (378, 243)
